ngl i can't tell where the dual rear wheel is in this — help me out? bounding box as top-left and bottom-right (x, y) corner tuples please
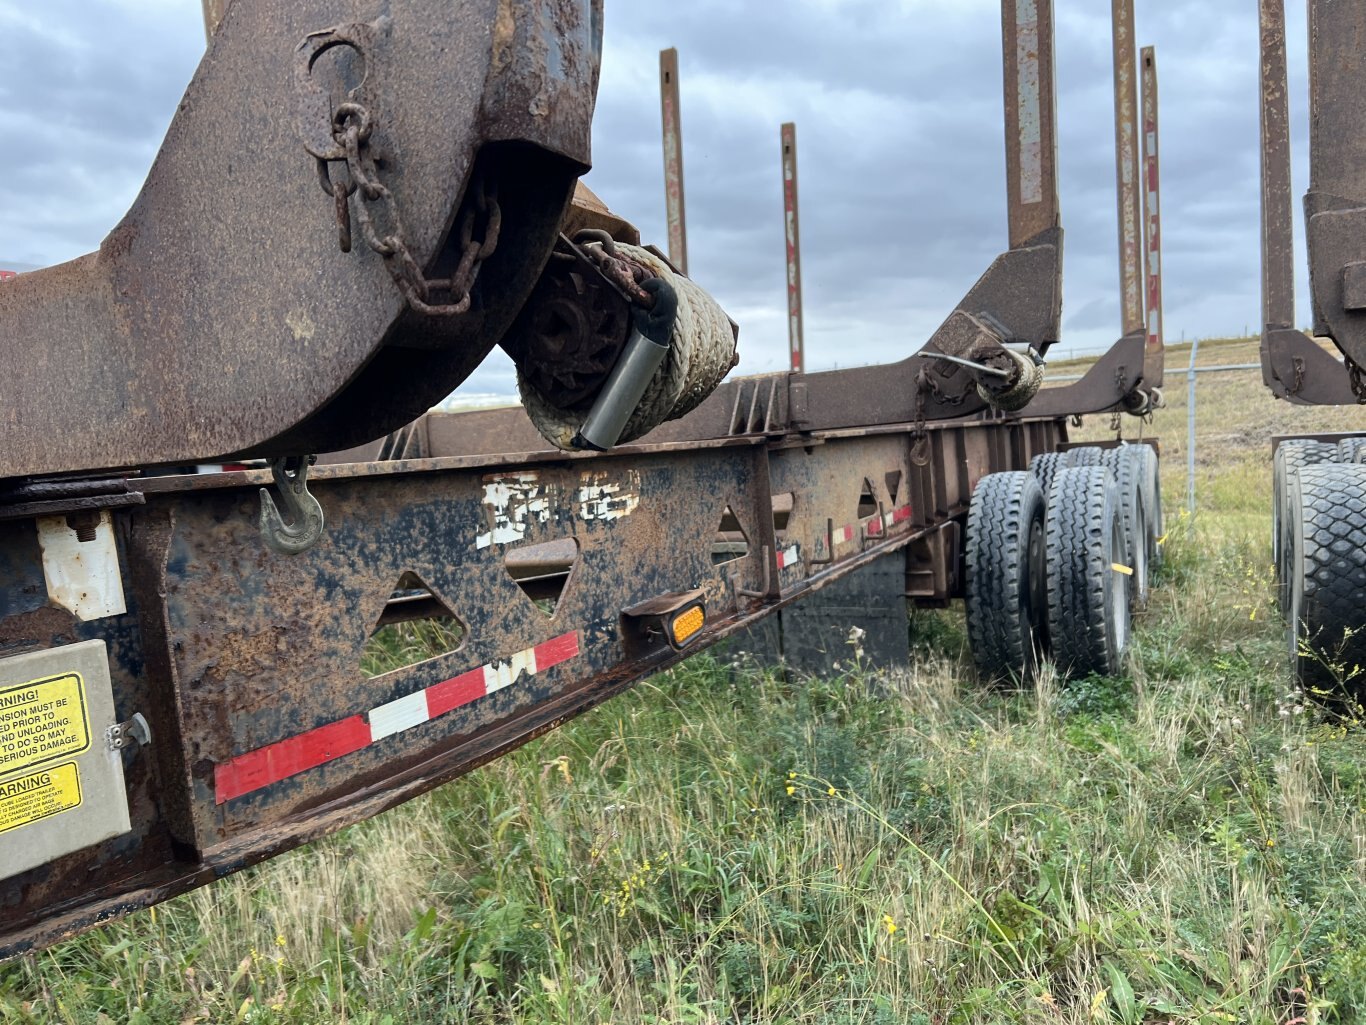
(966, 444), (1158, 683)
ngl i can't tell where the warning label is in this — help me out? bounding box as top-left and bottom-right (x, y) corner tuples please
(0, 673), (90, 778)
(0, 762), (82, 834)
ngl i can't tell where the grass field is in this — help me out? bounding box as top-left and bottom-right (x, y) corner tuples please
(10, 340), (1366, 1023)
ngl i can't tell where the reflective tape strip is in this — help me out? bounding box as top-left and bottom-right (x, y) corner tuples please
(860, 504), (913, 538)
(214, 631), (581, 804)
(775, 544), (801, 570)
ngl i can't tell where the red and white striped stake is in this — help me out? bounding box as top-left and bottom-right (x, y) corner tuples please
(782, 122), (805, 374)
(1141, 46), (1165, 362)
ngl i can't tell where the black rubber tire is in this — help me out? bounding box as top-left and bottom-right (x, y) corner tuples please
(1046, 466), (1131, 678)
(965, 472), (1048, 684)
(1128, 443), (1163, 569)
(1287, 463), (1366, 699)
(1029, 451), (1067, 504)
(1101, 446), (1152, 609)
(1274, 440), (1338, 611)
(1063, 447), (1106, 469)
(1337, 436), (1366, 464)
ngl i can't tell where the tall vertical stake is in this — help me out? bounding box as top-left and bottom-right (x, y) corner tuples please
(659, 48), (689, 276)
(1140, 46), (1165, 386)
(1001, 0), (1059, 249)
(1112, 0), (1145, 338)
(1260, 0), (1295, 338)
(781, 123), (805, 374)
(201, 0), (230, 41)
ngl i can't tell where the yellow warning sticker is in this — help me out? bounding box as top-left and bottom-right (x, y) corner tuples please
(0, 673), (90, 778)
(0, 762), (82, 834)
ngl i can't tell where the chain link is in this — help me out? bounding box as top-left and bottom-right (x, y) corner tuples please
(908, 364), (968, 466)
(1291, 355), (1306, 396)
(1349, 354), (1366, 404)
(316, 101), (501, 317)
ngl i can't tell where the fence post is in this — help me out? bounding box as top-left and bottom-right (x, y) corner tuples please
(1186, 338), (1201, 514)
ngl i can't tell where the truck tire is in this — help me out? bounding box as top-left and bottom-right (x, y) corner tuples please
(1128, 443), (1163, 569)
(1287, 464), (1366, 698)
(1102, 447), (1151, 608)
(1029, 451), (1067, 502)
(1046, 466), (1131, 678)
(966, 472), (1048, 683)
(1274, 439), (1338, 612)
(1337, 436), (1366, 464)
(1063, 447), (1105, 469)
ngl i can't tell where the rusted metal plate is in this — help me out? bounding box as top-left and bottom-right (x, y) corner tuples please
(0, 0), (602, 479)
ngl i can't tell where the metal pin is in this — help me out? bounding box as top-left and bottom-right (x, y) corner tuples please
(922, 352), (1014, 378)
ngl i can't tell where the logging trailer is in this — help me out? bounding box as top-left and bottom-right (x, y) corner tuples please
(0, 0), (1172, 957)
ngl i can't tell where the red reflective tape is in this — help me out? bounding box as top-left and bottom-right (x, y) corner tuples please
(534, 631), (580, 669)
(214, 632), (582, 804)
(214, 715), (371, 805)
(424, 667), (487, 719)
(865, 505), (912, 537)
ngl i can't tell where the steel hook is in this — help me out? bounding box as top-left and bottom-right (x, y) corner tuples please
(259, 455), (325, 555)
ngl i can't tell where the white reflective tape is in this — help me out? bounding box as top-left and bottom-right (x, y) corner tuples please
(368, 691), (430, 741)
(484, 649), (536, 693)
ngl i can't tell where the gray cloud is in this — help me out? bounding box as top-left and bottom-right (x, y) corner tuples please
(0, 0), (1310, 397)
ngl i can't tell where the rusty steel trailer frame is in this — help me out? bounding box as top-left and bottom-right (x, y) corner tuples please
(0, 410), (1063, 959)
(0, 0), (1163, 957)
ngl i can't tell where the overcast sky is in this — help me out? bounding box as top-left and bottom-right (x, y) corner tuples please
(0, 0), (1311, 397)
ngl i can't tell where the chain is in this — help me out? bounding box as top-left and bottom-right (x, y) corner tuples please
(908, 365), (967, 466)
(317, 102), (501, 317)
(1347, 354), (1366, 404)
(909, 369), (932, 466)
